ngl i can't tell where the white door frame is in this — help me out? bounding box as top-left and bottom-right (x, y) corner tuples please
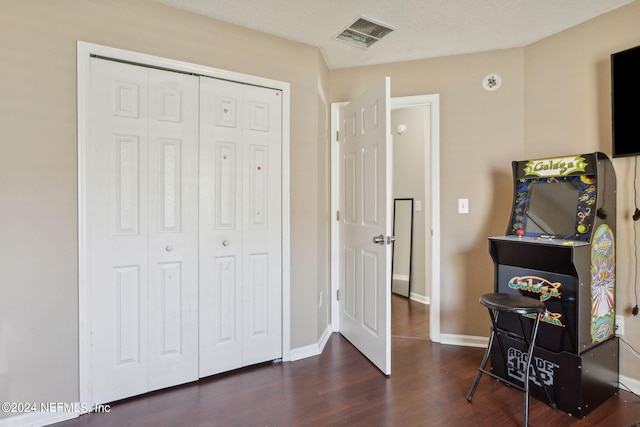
(77, 41), (291, 407)
(330, 94), (441, 342)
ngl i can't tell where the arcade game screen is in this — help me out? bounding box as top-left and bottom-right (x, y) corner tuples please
(524, 179), (581, 236)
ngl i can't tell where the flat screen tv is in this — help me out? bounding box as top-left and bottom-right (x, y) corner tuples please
(612, 45), (640, 158)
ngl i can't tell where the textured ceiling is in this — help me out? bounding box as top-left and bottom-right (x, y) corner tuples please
(154, 0), (635, 69)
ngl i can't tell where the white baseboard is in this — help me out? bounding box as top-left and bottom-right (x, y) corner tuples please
(439, 333), (489, 348)
(392, 274), (409, 282)
(289, 325), (332, 361)
(0, 406), (81, 427)
(620, 374), (640, 396)
(409, 293), (429, 305)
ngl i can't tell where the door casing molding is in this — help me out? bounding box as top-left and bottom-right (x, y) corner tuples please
(77, 41), (291, 407)
(330, 94), (441, 342)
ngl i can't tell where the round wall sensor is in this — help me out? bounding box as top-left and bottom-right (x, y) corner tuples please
(397, 124), (407, 134)
(482, 73), (502, 91)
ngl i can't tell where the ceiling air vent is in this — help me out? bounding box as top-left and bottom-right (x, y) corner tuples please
(334, 16), (395, 49)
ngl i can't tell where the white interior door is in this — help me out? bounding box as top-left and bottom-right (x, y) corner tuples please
(87, 58), (199, 404)
(338, 77), (392, 375)
(199, 77), (282, 377)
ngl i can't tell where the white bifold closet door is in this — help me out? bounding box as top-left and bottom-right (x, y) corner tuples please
(87, 58), (283, 405)
(87, 58), (199, 405)
(198, 77), (282, 377)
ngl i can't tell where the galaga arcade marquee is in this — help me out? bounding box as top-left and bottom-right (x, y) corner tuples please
(488, 152), (618, 418)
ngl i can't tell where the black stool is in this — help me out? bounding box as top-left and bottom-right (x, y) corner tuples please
(467, 293), (556, 426)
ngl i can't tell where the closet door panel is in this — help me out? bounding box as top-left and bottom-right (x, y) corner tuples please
(200, 78), (282, 376)
(241, 85), (282, 364)
(147, 68), (199, 391)
(88, 58), (150, 404)
(199, 77), (244, 376)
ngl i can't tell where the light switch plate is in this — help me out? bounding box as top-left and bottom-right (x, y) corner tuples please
(458, 198), (469, 214)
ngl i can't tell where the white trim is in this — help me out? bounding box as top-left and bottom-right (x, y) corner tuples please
(80, 43), (285, 90)
(330, 94), (441, 343)
(281, 79), (292, 363)
(392, 274), (410, 281)
(330, 102), (345, 332)
(620, 374), (640, 396)
(409, 293), (429, 305)
(440, 334), (489, 348)
(76, 41), (90, 412)
(289, 327), (333, 361)
(77, 41), (291, 407)
(0, 406), (80, 427)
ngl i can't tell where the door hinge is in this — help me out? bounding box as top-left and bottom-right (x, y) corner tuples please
(336, 289), (340, 300)
(336, 210), (341, 221)
(336, 131), (339, 141)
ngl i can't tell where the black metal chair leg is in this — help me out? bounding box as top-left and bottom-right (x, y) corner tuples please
(521, 313), (540, 426)
(467, 324), (496, 402)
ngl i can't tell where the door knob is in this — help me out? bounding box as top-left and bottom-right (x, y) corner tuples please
(223, 240), (230, 247)
(373, 234), (395, 245)
(373, 234), (385, 245)
(165, 245), (174, 252)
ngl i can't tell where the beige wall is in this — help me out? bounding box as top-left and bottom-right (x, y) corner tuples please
(523, 0), (640, 385)
(0, 0), (329, 414)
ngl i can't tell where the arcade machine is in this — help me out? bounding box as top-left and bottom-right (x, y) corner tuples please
(488, 152), (618, 418)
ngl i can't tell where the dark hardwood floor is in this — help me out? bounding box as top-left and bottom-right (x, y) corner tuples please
(55, 295), (640, 427)
(392, 293), (429, 340)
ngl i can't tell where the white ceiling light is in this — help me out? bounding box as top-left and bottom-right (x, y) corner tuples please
(334, 16), (395, 49)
